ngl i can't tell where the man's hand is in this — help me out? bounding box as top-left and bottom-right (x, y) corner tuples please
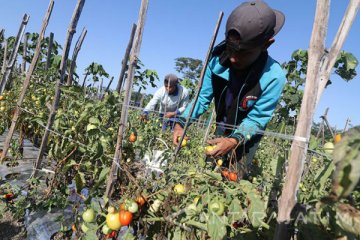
(206, 137), (239, 157)
(164, 111), (176, 118)
(173, 123), (184, 145)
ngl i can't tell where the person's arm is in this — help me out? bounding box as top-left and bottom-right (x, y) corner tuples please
(177, 65), (214, 127)
(143, 88), (163, 115)
(229, 72), (286, 143)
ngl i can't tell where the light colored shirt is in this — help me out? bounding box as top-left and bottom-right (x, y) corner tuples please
(144, 84), (190, 115)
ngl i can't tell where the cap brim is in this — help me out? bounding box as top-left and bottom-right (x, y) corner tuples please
(273, 9), (285, 36)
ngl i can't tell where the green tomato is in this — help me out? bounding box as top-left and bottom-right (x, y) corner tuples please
(81, 223), (89, 233)
(185, 203), (199, 216)
(324, 142), (334, 155)
(209, 201), (225, 216)
(82, 208), (96, 223)
(102, 224), (112, 234)
(149, 199), (162, 213)
(127, 201), (139, 213)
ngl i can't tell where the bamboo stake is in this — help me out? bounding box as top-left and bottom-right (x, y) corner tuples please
(275, 1), (359, 238)
(32, 0), (85, 176)
(67, 27), (87, 85)
(1, 40), (8, 74)
(45, 32), (54, 70)
(0, 14), (30, 93)
(174, 12), (223, 158)
(22, 33), (28, 73)
(105, 0), (148, 197)
(0, 0), (54, 163)
(116, 23), (137, 93)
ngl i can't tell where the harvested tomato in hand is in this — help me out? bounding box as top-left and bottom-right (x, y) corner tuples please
(119, 210), (133, 226)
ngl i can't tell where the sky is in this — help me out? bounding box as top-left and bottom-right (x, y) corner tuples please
(0, 0), (359, 129)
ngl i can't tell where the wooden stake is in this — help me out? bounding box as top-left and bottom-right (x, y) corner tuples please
(45, 32), (54, 70)
(22, 33), (28, 73)
(116, 23), (137, 93)
(174, 12), (223, 158)
(0, 14), (30, 93)
(32, 0), (85, 176)
(98, 77), (103, 99)
(1, 40), (8, 74)
(343, 117), (351, 133)
(275, 1), (360, 239)
(316, 107), (329, 140)
(67, 27), (87, 85)
(105, 0), (148, 197)
(0, 0), (54, 163)
(316, 0), (360, 105)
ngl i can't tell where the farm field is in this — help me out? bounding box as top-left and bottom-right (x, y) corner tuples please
(1, 0), (360, 240)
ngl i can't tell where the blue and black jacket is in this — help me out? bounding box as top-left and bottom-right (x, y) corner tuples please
(177, 41), (286, 142)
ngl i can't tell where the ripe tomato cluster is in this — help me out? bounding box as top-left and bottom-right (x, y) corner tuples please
(221, 170), (238, 182)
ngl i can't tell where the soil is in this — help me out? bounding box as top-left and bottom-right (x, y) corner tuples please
(0, 211), (26, 240)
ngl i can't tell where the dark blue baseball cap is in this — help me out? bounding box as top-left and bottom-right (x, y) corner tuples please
(225, 0), (285, 50)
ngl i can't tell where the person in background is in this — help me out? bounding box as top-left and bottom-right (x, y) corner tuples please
(173, 0), (286, 178)
(142, 74), (190, 130)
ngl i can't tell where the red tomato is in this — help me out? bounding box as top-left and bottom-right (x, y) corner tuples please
(128, 133), (137, 142)
(222, 171), (229, 178)
(229, 172), (238, 182)
(119, 210), (133, 226)
(105, 230), (117, 239)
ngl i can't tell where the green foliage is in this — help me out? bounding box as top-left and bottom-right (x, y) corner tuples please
(334, 51), (358, 81)
(174, 57), (203, 97)
(332, 126), (360, 200)
(84, 62), (109, 83)
(272, 49), (358, 127)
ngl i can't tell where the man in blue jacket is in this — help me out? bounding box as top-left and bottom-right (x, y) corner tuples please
(173, 1), (286, 178)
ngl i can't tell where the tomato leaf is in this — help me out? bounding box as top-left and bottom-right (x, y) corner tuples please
(89, 117), (101, 125)
(247, 191), (266, 228)
(63, 159), (77, 172)
(207, 212), (227, 240)
(123, 229), (136, 240)
(228, 198), (244, 223)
